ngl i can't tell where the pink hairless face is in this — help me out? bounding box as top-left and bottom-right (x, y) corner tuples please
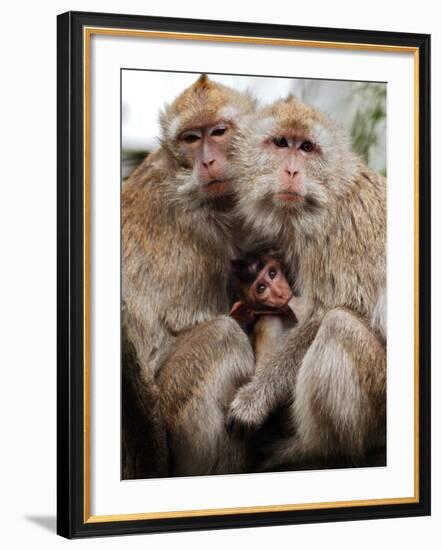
(178, 122), (233, 197)
(248, 257), (293, 311)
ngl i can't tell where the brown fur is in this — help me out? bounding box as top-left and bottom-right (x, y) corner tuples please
(270, 96), (331, 135)
(122, 76), (256, 477)
(160, 74), (254, 143)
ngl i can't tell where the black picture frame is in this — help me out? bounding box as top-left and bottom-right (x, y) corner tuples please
(57, 10), (431, 539)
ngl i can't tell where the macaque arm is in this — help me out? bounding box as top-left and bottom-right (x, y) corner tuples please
(226, 316), (320, 432)
(253, 315), (287, 371)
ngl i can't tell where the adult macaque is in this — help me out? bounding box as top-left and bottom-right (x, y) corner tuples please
(228, 96), (386, 466)
(122, 75), (256, 477)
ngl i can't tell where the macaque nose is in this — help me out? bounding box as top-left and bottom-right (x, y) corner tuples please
(285, 168), (299, 179)
(270, 284), (283, 298)
(202, 158), (216, 168)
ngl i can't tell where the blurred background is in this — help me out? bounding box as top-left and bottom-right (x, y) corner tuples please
(122, 71), (386, 179)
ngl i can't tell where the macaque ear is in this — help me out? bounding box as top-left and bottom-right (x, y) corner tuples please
(195, 73), (210, 89)
(230, 301), (253, 324)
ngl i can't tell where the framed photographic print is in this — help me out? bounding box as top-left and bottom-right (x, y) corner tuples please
(57, 11), (431, 538)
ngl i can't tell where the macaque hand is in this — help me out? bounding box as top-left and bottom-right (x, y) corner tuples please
(225, 382), (269, 436)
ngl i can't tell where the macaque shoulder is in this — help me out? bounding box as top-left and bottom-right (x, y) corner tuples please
(123, 148), (174, 194)
(122, 150), (185, 236)
(327, 166), (386, 250)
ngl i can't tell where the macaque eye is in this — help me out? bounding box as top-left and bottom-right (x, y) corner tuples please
(273, 136), (289, 148)
(211, 126), (227, 137)
(300, 140), (314, 152)
(268, 268), (277, 279)
(181, 133), (200, 144)
(257, 283), (267, 294)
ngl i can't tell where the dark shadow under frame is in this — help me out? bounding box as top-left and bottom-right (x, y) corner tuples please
(57, 10), (431, 539)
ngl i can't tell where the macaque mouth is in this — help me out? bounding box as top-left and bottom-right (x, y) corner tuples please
(202, 179), (231, 195)
(204, 179), (228, 188)
(280, 295), (294, 311)
(276, 191), (304, 202)
(253, 302), (289, 315)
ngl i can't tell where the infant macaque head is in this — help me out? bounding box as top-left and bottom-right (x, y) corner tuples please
(231, 251), (293, 314)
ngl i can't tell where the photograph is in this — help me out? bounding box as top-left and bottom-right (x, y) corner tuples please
(121, 70), (387, 480)
(56, 11), (430, 538)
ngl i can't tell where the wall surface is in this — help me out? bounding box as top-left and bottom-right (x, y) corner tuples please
(0, 1), (439, 548)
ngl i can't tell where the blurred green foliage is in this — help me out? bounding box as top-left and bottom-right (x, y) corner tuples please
(122, 149), (149, 180)
(350, 83), (386, 176)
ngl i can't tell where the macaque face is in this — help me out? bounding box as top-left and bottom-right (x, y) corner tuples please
(265, 134), (318, 205)
(160, 75), (255, 204)
(256, 125), (332, 216)
(234, 98), (354, 225)
(248, 257), (293, 311)
(177, 121), (234, 197)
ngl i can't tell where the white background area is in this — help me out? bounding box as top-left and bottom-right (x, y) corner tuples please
(0, 1), (440, 549)
(91, 35), (413, 515)
(121, 71), (386, 173)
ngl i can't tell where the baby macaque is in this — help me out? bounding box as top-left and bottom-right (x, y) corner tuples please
(229, 251), (306, 373)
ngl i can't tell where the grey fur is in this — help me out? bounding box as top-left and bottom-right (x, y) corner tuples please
(228, 97), (387, 465)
